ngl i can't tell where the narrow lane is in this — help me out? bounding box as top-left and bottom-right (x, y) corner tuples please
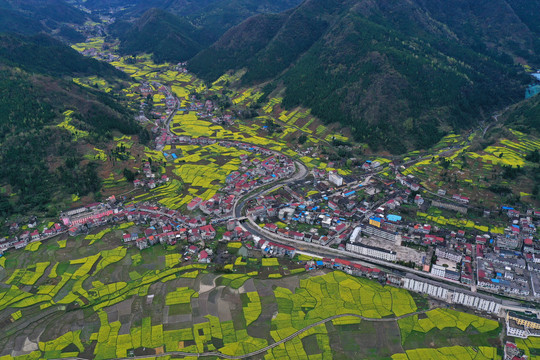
(58, 310), (429, 360)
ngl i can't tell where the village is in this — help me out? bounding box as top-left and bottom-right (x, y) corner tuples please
(2, 134), (540, 348)
(0, 42), (539, 360)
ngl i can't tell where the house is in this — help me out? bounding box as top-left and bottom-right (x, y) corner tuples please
(43, 228), (54, 237)
(226, 219), (236, 231)
(136, 238), (149, 250)
(187, 198), (203, 211)
(222, 231), (233, 242)
(14, 240), (27, 249)
(31, 230), (40, 241)
(200, 225), (216, 240)
(264, 223), (278, 233)
(452, 194), (470, 204)
(335, 223), (348, 234)
(188, 245), (198, 254)
(144, 228), (156, 237)
(148, 235), (158, 246)
(199, 250), (210, 263)
(328, 172), (343, 187)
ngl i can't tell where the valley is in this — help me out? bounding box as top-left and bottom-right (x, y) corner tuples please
(0, 1), (539, 360)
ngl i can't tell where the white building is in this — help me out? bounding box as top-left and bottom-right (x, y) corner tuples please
(346, 242), (397, 261)
(435, 247), (463, 263)
(329, 172), (343, 187)
(431, 264), (446, 278)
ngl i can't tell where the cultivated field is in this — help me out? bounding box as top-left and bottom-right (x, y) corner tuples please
(0, 231), (501, 359)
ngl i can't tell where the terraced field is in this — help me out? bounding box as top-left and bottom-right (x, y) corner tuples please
(0, 233), (502, 359)
(18, 39), (507, 360)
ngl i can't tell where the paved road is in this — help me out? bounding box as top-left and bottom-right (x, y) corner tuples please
(233, 158), (473, 289)
(234, 160), (308, 219)
(57, 311), (427, 360)
(231, 149), (537, 312)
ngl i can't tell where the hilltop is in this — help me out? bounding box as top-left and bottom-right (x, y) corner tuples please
(104, 0), (304, 63)
(191, 0), (540, 153)
(83, 0), (302, 41)
(110, 8), (207, 63)
(0, 0), (87, 35)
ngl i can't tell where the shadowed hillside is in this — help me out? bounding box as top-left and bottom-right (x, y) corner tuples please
(191, 0), (540, 152)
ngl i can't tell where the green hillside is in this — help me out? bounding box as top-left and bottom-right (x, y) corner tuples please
(191, 0), (540, 153)
(106, 0), (304, 63)
(503, 93), (540, 135)
(0, 0), (87, 35)
(0, 33), (127, 78)
(110, 8), (207, 63)
(0, 34), (140, 216)
(85, 0), (302, 40)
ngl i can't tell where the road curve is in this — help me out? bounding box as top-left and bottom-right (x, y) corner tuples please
(57, 311), (426, 360)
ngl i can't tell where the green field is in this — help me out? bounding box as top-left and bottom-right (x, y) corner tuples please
(0, 37), (507, 360)
(0, 233), (501, 360)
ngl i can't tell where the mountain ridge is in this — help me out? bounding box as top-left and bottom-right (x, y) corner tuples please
(110, 8), (207, 63)
(0, 0), (87, 35)
(191, 0), (539, 152)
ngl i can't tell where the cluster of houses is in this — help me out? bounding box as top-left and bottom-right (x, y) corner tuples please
(244, 160), (540, 305)
(121, 221), (216, 252)
(81, 48), (119, 63)
(0, 223), (64, 255)
(140, 81), (178, 113)
(133, 161), (170, 189)
(187, 193), (236, 217)
(223, 154), (295, 196)
(363, 201), (540, 301)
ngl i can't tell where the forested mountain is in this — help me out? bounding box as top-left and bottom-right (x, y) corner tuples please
(191, 0), (540, 153)
(0, 33), (127, 78)
(110, 9), (207, 63)
(179, 0), (305, 41)
(103, 0), (303, 63)
(0, 34), (140, 216)
(0, 0), (87, 35)
(82, 0), (302, 34)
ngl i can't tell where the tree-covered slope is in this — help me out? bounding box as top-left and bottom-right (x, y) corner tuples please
(0, 33), (127, 78)
(182, 0), (305, 42)
(84, 0), (302, 39)
(188, 12), (290, 81)
(503, 93), (540, 135)
(0, 0), (87, 35)
(191, 0), (539, 152)
(0, 34), (140, 216)
(105, 0), (304, 63)
(110, 8), (207, 63)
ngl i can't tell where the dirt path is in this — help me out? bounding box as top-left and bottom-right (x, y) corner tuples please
(57, 310), (428, 360)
